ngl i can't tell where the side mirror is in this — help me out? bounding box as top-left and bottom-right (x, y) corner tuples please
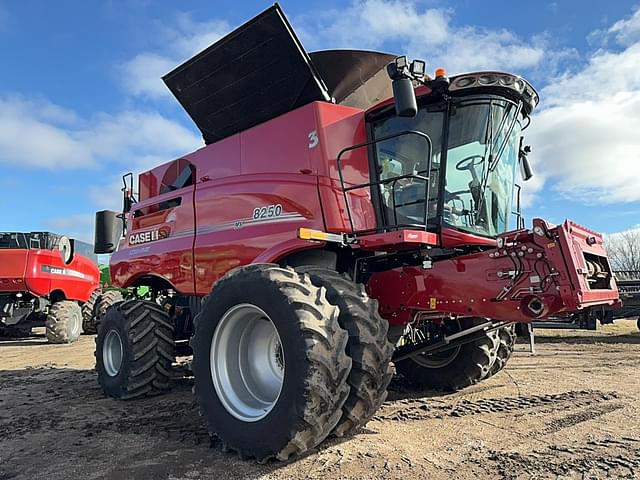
(518, 140), (533, 182)
(58, 236), (75, 264)
(391, 78), (418, 117)
(387, 57), (417, 118)
(94, 210), (122, 254)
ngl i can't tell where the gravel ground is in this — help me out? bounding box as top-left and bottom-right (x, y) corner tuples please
(0, 320), (638, 480)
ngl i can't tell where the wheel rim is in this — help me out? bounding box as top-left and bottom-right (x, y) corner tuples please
(210, 304), (284, 422)
(71, 309), (82, 338)
(412, 345), (461, 368)
(103, 330), (124, 377)
(409, 319), (461, 369)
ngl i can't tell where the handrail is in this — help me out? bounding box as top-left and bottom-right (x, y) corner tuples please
(335, 130), (433, 234)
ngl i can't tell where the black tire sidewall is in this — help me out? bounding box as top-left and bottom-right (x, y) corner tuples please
(192, 274), (312, 458)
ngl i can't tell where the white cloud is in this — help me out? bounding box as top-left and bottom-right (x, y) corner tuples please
(525, 9), (640, 205)
(120, 53), (177, 98)
(120, 13), (230, 99)
(46, 214), (96, 243)
(48, 213), (94, 230)
(0, 96), (201, 169)
(82, 110), (199, 159)
(0, 97), (93, 168)
(607, 8), (640, 47)
(295, 0), (552, 74)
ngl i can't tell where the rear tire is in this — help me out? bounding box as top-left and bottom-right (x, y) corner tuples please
(395, 318), (498, 392)
(96, 299), (175, 399)
(192, 264), (351, 462)
(46, 301), (83, 344)
(297, 266), (394, 437)
(486, 325), (517, 378)
(96, 290), (124, 325)
(82, 290), (100, 334)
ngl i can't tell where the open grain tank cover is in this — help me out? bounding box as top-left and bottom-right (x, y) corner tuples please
(308, 50), (396, 110)
(163, 4), (397, 144)
(162, 3), (331, 144)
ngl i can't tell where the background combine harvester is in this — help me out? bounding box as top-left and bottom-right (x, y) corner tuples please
(92, 4), (619, 462)
(0, 232), (100, 342)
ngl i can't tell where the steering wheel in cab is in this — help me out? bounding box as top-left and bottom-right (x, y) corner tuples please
(455, 155), (485, 172)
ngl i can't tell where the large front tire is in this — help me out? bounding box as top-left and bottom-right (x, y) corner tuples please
(395, 318), (498, 391)
(96, 290), (124, 324)
(96, 299), (175, 399)
(192, 265), (351, 462)
(297, 267), (394, 437)
(46, 301), (83, 344)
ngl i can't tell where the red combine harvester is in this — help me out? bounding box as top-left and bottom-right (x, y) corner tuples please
(93, 5), (619, 461)
(0, 232), (100, 342)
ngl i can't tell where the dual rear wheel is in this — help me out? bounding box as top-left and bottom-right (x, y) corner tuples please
(191, 265), (394, 462)
(95, 264), (393, 462)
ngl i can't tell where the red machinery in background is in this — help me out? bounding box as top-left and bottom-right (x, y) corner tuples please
(0, 232), (100, 342)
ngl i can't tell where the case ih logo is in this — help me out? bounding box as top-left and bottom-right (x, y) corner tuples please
(41, 265), (86, 279)
(129, 227), (170, 245)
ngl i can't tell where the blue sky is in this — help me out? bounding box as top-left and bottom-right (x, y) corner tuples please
(1, 0), (639, 241)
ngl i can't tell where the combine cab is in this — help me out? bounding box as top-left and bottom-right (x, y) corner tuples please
(0, 232), (100, 343)
(93, 4), (619, 462)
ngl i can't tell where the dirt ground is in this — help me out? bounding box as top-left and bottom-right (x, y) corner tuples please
(1, 321), (639, 480)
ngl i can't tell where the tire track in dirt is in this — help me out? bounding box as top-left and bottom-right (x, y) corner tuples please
(486, 437), (640, 480)
(373, 390), (620, 422)
(0, 368), (208, 445)
(541, 402), (625, 435)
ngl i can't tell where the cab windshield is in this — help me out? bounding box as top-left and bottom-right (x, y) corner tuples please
(372, 95), (523, 237)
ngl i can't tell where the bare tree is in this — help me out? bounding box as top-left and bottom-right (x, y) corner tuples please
(605, 228), (640, 272)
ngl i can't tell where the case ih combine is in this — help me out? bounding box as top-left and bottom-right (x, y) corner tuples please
(93, 5), (619, 462)
(0, 232), (100, 342)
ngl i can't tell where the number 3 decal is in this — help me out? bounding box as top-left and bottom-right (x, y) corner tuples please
(308, 130), (319, 149)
